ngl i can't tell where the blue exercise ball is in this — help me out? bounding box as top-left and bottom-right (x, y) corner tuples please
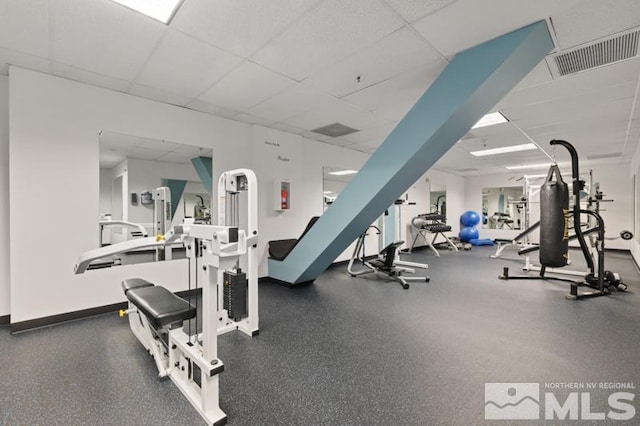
(459, 226), (479, 242)
(460, 210), (480, 227)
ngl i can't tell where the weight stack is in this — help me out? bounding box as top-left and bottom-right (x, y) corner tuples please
(223, 269), (248, 322)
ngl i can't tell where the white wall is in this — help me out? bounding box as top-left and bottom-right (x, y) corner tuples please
(8, 68), (383, 323)
(631, 150), (640, 266)
(250, 125), (372, 274)
(588, 163), (634, 251)
(0, 75), (9, 317)
(9, 67), (250, 323)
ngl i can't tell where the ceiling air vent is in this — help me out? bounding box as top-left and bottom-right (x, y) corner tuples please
(549, 28), (640, 76)
(312, 122), (359, 138)
(455, 168), (478, 173)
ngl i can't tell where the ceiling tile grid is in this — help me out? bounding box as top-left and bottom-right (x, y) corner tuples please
(251, 0), (406, 81)
(246, 83), (336, 124)
(134, 30), (244, 99)
(51, 0), (167, 80)
(0, 0), (50, 58)
(197, 60), (296, 112)
(172, 0), (321, 58)
(303, 27), (445, 98)
(551, 0), (640, 49)
(383, 0), (459, 23)
(0, 0), (638, 176)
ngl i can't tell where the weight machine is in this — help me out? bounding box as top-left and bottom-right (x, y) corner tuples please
(76, 169), (259, 425)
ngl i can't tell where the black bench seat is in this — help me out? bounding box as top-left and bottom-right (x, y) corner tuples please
(122, 279), (196, 328)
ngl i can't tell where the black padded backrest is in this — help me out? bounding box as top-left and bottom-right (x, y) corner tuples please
(268, 216), (320, 261)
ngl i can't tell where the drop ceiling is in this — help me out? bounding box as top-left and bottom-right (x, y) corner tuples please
(1, 0), (639, 176)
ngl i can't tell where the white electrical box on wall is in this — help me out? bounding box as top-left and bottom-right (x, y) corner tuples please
(275, 178), (291, 211)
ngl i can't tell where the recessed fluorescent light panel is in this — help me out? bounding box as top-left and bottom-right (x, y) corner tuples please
(111, 0), (183, 24)
(328, 170), (358, 176)
(470, 143), (537, 157)
(472, 111), (508, 129)
(505, 163), (554, 171)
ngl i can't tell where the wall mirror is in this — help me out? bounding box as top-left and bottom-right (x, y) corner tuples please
(429, 183), (446, 218)
(322, 166), (358, 210)
(482, 186), (523, 230)
(98, 130), (212, 267)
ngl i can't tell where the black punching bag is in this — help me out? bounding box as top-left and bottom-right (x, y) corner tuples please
(539, 165), (569, 267)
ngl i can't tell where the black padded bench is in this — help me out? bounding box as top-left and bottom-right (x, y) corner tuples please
(268, 216), (320, 261)
(122, 278), (196, 329)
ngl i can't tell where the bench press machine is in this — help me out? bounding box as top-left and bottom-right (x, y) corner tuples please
(75, 169), (259, 426)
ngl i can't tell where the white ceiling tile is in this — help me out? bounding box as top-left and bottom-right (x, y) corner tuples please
(172, 0), (320, 58)
(270, 122), (306, 135)
(233, 113), (276, 127)
(156, 152), (193, 164)
(52, 0), (166, 80)
(412, 0), (580, 57)
(197, 61), (295, 111)
(252, 0), (405, 81)
(340, 123), (396, 144)
(511, 61), (553, 92)
(129, 83), (193, 107)
(351, 144), (377, 154)
(500, 58), (640, 109)
(247, 83), (336, 123)
(383, 0), (458, 23)
(172, 143), (212, 156)
(552, 0), (640, 49)
(53, 62), (130, 92)
(283, 97), (392, 132)
(0, 0), (49, 58)
(135, 30), (243, 98)
(186, 100), (240, 119)
(345, 62), (445, 121)
(1, 48), (51, 75)
(304, 27), (445, 97)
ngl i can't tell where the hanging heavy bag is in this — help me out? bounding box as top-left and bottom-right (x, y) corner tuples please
(539, 165), (569, 267)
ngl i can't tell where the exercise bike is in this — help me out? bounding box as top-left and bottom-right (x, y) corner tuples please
(347, 225), (429, 289)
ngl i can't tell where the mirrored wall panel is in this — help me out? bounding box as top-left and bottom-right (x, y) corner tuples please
(323, 166), (358, 210)
(97, 130), (212, 267)
(482, 186), (523, 230)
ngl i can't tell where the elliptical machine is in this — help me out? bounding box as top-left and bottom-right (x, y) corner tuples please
(499, 139), (627, 300)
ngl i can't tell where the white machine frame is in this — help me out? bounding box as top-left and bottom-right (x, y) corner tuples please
(76, 169), (259, 426)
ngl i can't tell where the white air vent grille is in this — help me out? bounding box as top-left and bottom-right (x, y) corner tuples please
(552, 29), (639, 76)
(312, 122), (359, 138)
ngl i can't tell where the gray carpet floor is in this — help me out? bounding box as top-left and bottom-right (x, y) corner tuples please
(1, 246), (639, 425)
